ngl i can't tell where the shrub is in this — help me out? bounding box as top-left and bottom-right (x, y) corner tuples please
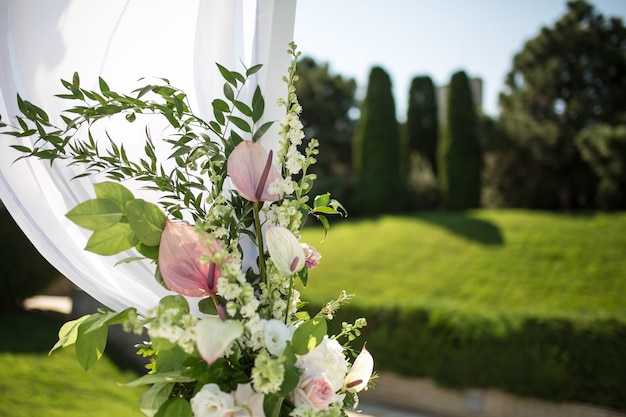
(309, 302), (626, 410)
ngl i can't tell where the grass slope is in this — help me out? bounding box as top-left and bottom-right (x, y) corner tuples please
(0, 310), (143, 417)
(300, 210), (626, 319)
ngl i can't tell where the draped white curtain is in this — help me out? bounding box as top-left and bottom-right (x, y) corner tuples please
(0, 0), (297, 313)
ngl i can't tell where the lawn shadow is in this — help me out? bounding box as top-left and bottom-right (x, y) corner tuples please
(416, 211), (505, 245)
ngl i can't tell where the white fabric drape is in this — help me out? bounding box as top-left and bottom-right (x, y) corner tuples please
(0, 0), (297, 313)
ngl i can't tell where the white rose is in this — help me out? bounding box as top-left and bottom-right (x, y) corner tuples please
(191, 383), (238, 417)
(262, 319), (292, 356)
(296, 336), (348, 391)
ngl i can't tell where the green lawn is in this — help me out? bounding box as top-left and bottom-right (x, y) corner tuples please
(300, 210), (626, 319)
(0, 310), (144, 417)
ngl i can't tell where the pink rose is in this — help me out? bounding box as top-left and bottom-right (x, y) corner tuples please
(290, 370), (336, 411)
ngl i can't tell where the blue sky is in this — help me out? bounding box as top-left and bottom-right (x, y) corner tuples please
(293, 0), (626, 119)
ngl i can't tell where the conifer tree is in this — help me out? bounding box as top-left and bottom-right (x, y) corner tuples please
(352, 66), (401, 215)
(438, 70), (482, 210)
(407, 76), (438, 174)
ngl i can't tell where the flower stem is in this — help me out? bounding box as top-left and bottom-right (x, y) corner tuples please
(284, 273), (296, 325)
(253, 201), (267, 286)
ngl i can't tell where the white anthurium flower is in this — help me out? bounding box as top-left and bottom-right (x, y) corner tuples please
(196, 316), (244, 365)
(344, 346), (374, 393)
(265, 226), (305, 276)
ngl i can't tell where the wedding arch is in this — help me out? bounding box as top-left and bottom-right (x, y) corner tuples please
(0, 0), (297, 313)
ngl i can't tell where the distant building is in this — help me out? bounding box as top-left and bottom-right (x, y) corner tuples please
(436, 77), (483, 125)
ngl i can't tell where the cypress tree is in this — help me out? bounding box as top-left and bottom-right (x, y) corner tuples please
(407, 76), (439, 174)
(438, 70), (482, 210)
(352, 66), (401, 215)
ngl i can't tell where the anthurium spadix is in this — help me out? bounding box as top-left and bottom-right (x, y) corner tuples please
(266, 226), (305, 275)
(344, 346), (374, 393)
(158, 220), (221, 297)
(196, 316), (244, 365)
(227, 141), (281, 202)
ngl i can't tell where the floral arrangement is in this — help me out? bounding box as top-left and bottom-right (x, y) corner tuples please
(0, 43), (374, 417)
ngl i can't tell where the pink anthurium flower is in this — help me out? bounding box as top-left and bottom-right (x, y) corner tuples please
(266, 226), (306, 276)
(227, 141), (282, 202)
(344, 346), (374, 393)
(158, 219), (221, 297)
(196, 316), (244, 365)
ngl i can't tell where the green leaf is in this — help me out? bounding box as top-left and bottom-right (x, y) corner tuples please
(311, 206), (342, 215)
(313, 193), (331, 208)
(125, 371), (195, 387)
(263, 394), (284, 417)
(318, 214), (330, 238)
(251, 86), (265, 123)
(66, 198), (123, 231)
(277, 364), (301, 395)
(198, 295), (224, 315)
(227, 115), (251, 133)
(155, 345), (188, 373)
(233, 100), (252, 117)
(159, 295), (190, 314)
(136, 242), (159, 260)
(98, 77), (110, 93)
(75, 314), (109, 371)
(94, 181), (135, 211)
(291, 318), (327, 355)
(139, 383), (174, 417)
(85, 222), (138, 255)
(125, 199), (166, 246)
(81, 308), (136, 334)
(155, 398), (192, 417)
(252, 121), (274, 142)
(212, 99), (230, 112)
(246, 64), (263, 77)
(223, 82), (235, 101)
(298, 267), (308, 288)
(49, 315), (90, 354)
(216, 63), (237, 86)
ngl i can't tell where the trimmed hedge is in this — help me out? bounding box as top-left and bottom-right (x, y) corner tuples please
(309, 303), (626, 410)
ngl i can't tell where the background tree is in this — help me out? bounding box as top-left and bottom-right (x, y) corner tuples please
(438, 70), (482, 210)
(295, 57), (357, 204)
(352, 66), (402, 215)
(497, 0), (626, 209)
(576, 124), (626, 209)
(407, 76), (439, 174)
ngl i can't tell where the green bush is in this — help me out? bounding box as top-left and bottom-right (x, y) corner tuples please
(310, 303), (626, 410)
(0, 203), (62, 311)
